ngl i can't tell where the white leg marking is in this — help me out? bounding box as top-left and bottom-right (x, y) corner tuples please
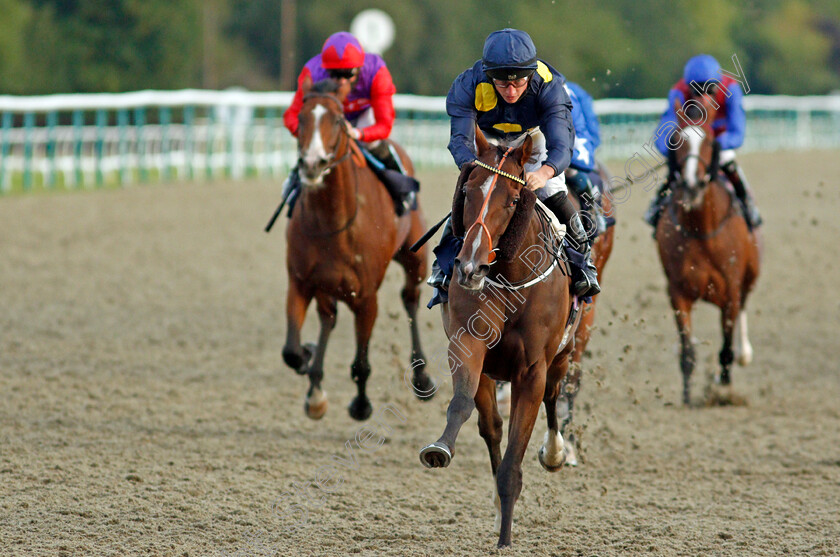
(736, 311), (753, 366)
(496, 382), (511, 417)
(539, 429), (566, 468)
(492, 481), (502, 534)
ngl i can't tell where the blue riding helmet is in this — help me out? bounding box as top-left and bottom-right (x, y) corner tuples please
(683, 54), (722, 85)
(482, 28), (538, 81)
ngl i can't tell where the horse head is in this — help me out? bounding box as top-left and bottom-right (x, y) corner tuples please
(296, 79), (353, 187)
(452, 126), (535, 290)
(669, 95), (721, 209)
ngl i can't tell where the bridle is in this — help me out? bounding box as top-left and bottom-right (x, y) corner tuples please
(464, 148), (526, 264)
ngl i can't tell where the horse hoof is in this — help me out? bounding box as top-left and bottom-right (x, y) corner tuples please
(283, 343), (315, 375)
(538, 446), (565, 472)
(419, 442), (452, 468)
(304, 400), (328, 420)
(304, 390), (328, 420)
(348, 396), (372, 421)
(412, 371), (437, 401)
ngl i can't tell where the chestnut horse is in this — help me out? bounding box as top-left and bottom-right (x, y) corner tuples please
(419, 129), (581, 548)
(282, 80), (434, 420)
(656, 98), (760, 404)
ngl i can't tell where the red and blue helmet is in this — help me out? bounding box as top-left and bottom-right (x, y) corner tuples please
(683, 54), (722, 85)
(320, 32), (365, 70)
(481, 29), (538, 81)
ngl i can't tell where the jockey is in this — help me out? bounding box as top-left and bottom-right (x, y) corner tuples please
(429, 28), (600, 299)
(281, 31), (412, 213)
(645, 54), (762, 229)
(564, 81), (607, 236)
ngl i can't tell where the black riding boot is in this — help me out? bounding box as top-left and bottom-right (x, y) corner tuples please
(543, 191), (601, 297)
(566, 168), (606, 236)
(722, 160), (762, 229)
(644, 181), (671, 228)
(366, 140), (415, 215)
(427, 218), (455, 291)
(282, 167), (302, 217)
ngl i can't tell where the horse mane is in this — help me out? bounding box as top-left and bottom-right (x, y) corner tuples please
(450, 157), (537, 262)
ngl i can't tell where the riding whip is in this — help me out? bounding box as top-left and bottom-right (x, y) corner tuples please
(410, 212), (450, 252)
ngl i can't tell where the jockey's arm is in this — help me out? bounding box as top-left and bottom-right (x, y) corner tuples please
(716, 86), (746, 151)
(354, 66), (397, 143)
(283, 69), (313, 137)
(654, 88), (686, 155)
(538, 81), (575, 177)
(445, 72), (481, 169)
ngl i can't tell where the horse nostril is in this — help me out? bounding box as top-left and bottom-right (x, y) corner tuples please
(475, 264), (490, 278)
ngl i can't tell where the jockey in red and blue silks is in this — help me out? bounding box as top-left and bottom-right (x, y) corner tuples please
(564, 81), (609, 237)
(280, 32), (412, 215)
(646, 54), (762, 229)
(428, 28), (600, 302)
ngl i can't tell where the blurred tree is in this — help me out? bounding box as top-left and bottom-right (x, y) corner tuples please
(0, 0), (32, 94)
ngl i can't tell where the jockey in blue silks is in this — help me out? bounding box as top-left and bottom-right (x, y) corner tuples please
(645, 54), (762, 230)
(563, 81), (607, 236)
(427, 29), (600, 304)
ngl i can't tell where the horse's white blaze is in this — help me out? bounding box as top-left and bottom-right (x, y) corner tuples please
(540, 429), (566, 468)
(492, 482), (502, 534)
(467, 175), (495, 262)
(680, 126), (705, 188)
(301, 105), (329, 185)
(736, 311), (753, 366)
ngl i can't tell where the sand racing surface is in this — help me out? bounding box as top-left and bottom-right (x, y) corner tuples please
(1, 150), (839, 556)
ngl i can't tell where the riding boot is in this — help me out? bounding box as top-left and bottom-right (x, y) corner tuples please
(567, 169), (607, 236)
(722, 160), (762, 229)
(281, 167), (302, 217)
(643, 181), (671, 228)
(427, 218), (455, 291)
(543, 191), (601, 297)
(367, 140), (415, 215)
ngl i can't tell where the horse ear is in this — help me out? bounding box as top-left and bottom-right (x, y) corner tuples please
(496, 187), (536, 261)
(475, 124), (491, 155)
(673, 98), (683, 118)
(517, 135), (533, 167)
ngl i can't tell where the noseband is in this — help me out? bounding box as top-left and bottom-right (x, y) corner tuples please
(464, 148), (526, 264)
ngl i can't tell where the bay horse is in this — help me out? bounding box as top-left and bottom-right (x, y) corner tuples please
(419, 128), (581, 548)
(281, 79), (435, 420)
(656, 98), (760, 405)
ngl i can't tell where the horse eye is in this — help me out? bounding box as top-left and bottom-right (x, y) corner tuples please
(509, 197), (520, 207)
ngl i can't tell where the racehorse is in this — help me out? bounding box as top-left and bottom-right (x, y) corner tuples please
(656, 97), (761, 405)
(419, 128), (581, 548)
(281, 79), (435, 420)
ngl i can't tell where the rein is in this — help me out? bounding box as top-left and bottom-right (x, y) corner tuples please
(465, 148), (519, 264)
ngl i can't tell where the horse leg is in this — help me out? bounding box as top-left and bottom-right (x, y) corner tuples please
(283, 278), (314, 374)
(670, 292), (695, 405)
(558, 303), (595, 465)
(303, 295), (337, 420)
(496, 361), (547, 548)
(348, 296), (377, 421)
(718, 302), (740, 385)
(541, 353), (571, 471)
(393, 243), (434, 399)
(474, 374), (504, 534)
(420, 340), (486, 468)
